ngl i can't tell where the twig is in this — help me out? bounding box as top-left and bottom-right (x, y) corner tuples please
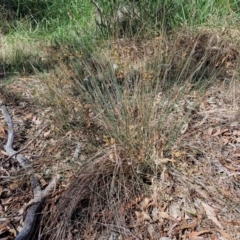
(1, 125), (47, 164)
(0, 102), (59, 240)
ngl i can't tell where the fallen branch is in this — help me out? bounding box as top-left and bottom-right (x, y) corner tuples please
(0, 101), (59, 240)
(2, 124), (47, 164)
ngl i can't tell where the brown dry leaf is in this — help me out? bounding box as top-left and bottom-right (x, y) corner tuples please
(9, 228), (17, 237)
(147, 224), (155, 238)
(0, 237), (11, 240)
(0, 187), (2, 197)
(2, 197), (13, 206)
(54, 152), (61, 158)
(50, 139), (57, 146)
(154, 157), (176, 165)
(201, 202), (223, 229)
(43, 130), (51, 138)
(17, 208), (24, 216)
(207, 127), (214, 135)
(230, 121), (239, 127)
(24, 113), (33, 119)
(1, 150), (8, 156)
(0, 125), (5, 137)
(181, 123), (189, 134)
(232, 130), (239, 135)
(189, 230), (212, 240)
(151, 208), (160, 221)
(213, 229), (232, 240)
(223, 220), (240, 226)
(40, 178), (47, 187)
(140, 197), (151, 211)
(222, 163), (239, 171)
(0, 167), (10, 177)
(35, 174), (47, 187)
(212, 127), (222, 136)
(9, 183), (19, 191)
(0, 219), (10, 233)
(169, 202), (181, 219)
(32, 116), (42, 125)
(189, 237), (204, 240)
(211, 235), (219, 240)
(173, 151), (186, 158)
(159, 211), (172, 220)
(135, 210), (151, 222)
(222, 137), (229, 144)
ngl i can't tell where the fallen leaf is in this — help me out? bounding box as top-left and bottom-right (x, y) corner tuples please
(24, 113), (33, 120)
(32, 117), (42, 125)
(154, 157), (176, 165)
(212, 127), (222, 136)
(213, 228), (232, 240)
(43, 130), (51, 138)
(9, 228), (17, 237)
(135, 211), (151, 222)
(0, 125), (6, 137)
(169, 202), (181, 219)
(189, 237), (204, 240)
(152, 208), (160, 221)
(1, 150), (9, 156)
(230, 121), (239, 127)
(223, 220), (240, 226)
(9, 183), (19, 191)
(222, 137), (229, 144)
(181, 123), (189, 134)
(140, 198), (151, 211)
(159, 211), (172, 220)
(201, 202), (223, 229)
(1, 197), (12, 206)
(0, 236), (9, 240)
(40, 178), (47, 187)
(173, 151), (186, 158)
(189, 230), (212, 240)
(17, 208), (24, 216)
(147, 224), (155, 238)
(0, 219), (10, 233)
(207, 127), (214, 135)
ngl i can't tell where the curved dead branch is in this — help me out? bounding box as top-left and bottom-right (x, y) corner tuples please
(0, 101), (59, 240)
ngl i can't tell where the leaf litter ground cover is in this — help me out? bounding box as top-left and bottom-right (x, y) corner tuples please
(0, 83), (87, 239)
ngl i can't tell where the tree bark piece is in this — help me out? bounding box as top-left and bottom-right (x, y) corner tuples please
(0, 101), (59, 240)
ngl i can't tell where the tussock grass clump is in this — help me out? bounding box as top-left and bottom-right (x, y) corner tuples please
(42, 150), (144, 239)
(38, 28), (240, 238)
